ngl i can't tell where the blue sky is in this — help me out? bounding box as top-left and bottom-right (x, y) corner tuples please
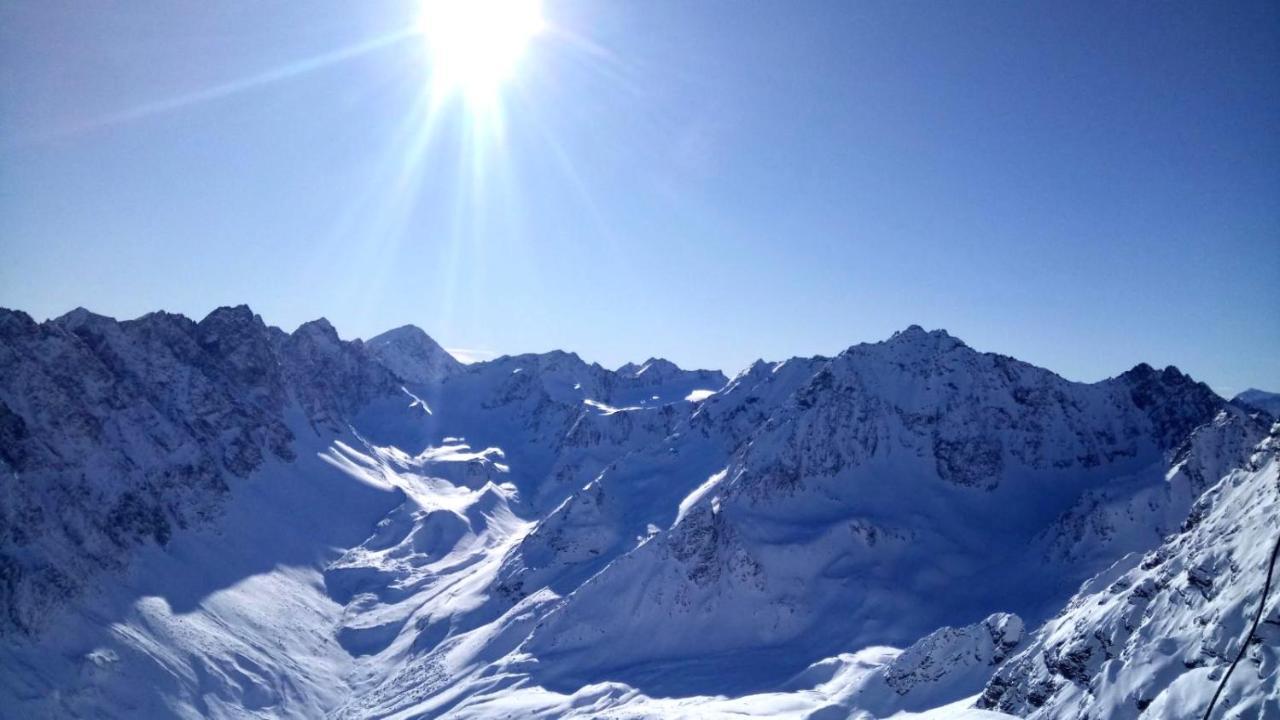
(2, 1), (1277, 393)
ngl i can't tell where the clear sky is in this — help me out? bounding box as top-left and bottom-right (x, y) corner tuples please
(2, 1), (1277, 394)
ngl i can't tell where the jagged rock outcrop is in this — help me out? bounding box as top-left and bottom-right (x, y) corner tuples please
(888, 613), (1024, 694)
(0, 306), (442, 635)
(979, 425), (1280, 719)
(1038, 407), (1271, 573)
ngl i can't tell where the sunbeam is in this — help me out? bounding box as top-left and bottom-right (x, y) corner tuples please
(9, 30), (416, 148)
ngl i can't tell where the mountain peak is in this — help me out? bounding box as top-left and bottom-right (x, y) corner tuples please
(1119, 362), (1194, 385)
(840, 325), (967, 360)
(198, 305), (266, 336)
(368, 324), (432, 343)
(1233, 387), (1280, 416)
(196, 305), (273, 364)
(201, 304), (257, 324)
(887, 324), (957, 343)
(510, 349), (589, 370)
(1116, 362), (1223, 448)
(367, 323), (461, 384)
(292, 318), (340, 342)
(53, 306), (114, 330)
(0, 307), (39, 335)
(623, 357), (680, 378)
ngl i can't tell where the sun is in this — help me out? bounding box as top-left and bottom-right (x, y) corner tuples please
(418, 0), (545, 106)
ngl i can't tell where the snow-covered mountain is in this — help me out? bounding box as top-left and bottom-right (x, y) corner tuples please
(1, 306), (328, 635)
(366, 325), (463, 386)
(1234, 388), (1280, 418)
(0, 307), (1274, 720)
(507, 328), (1233, 693)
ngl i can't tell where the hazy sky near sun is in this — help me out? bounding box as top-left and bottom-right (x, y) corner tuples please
(2, 1), (1278, 393)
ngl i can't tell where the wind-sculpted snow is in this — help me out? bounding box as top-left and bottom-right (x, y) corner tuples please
(3, 307), (1271, 720)
(979, 425), (1280, 719)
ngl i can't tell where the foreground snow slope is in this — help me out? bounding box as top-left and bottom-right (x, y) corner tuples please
(441, 615), (1024, 719)
(2, 305), (1275, 719)
(980, 425), (1280, 720)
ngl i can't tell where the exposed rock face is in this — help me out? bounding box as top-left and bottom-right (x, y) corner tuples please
(275, 318), (405, 435)
(1118, 363), (1227, 450)
(979, 425), (1280, 720)
(881, 613), (1026, 703)
(1038, 407), (1271, 574)
(742, 328), (1224, 495)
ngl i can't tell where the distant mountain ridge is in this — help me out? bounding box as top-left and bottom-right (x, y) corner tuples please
(1234, 387), (1280, 417)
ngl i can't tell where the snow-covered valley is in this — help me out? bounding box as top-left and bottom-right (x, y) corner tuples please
(0, 306), (1276, 719)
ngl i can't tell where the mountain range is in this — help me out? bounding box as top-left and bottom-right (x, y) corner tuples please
(0, 305), (1275, 719)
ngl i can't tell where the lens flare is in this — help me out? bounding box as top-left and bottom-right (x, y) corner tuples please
(418, 0), (544, 107)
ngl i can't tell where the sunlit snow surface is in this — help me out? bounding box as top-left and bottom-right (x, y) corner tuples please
(0, 442), (404, 718)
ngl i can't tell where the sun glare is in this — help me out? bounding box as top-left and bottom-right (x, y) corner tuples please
(418, 0), (545, 106)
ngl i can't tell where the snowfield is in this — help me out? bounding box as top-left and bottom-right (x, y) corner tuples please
(0, 306), (1276, 719)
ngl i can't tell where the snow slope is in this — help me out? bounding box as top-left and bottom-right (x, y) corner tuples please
(0, 443), (402, 719)
(439, 614), (1024, 719)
